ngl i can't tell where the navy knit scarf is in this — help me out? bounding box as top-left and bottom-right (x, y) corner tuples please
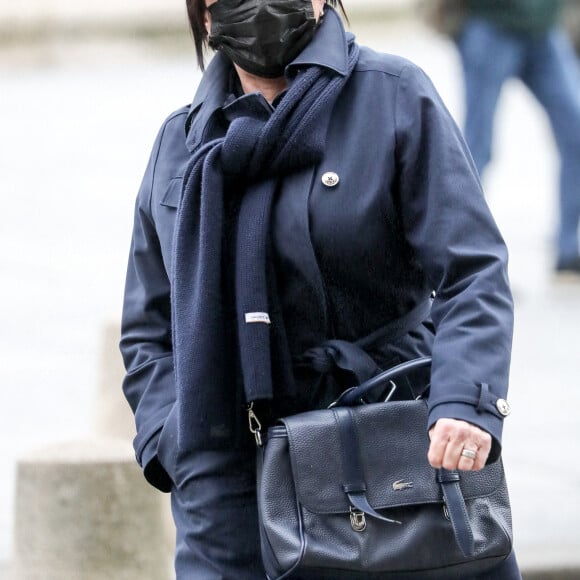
(172, 37), (359, 450)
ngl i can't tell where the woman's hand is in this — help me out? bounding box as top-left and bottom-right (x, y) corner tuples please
(428, 418), (492, 471)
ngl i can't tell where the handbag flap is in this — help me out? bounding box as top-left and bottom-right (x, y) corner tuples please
(280, 400), (505, 515)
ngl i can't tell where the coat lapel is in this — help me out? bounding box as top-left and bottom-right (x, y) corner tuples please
(273, 166), (331, 350)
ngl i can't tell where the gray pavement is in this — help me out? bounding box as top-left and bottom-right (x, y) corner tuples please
(1, 13), (580, 579)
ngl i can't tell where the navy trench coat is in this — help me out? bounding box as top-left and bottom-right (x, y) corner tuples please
(120, 9), (514, 495)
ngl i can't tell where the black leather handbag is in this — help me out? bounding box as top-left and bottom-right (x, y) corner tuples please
(256, 357), (513, 579)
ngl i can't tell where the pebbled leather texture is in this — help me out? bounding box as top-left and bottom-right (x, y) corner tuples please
(257, 361), (513, 579)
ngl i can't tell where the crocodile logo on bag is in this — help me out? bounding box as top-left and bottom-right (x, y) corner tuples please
(392, 480), (414, 491)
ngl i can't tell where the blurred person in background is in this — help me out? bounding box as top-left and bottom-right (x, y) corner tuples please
(120, 0), (519, 577)
(456, 0), (580, 276)
(564, 0), (580, 56)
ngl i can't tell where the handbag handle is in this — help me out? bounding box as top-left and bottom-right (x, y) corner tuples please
(331, 356), (432, 407)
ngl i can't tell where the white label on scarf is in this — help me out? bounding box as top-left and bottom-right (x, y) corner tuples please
(245, 312), (271, 324)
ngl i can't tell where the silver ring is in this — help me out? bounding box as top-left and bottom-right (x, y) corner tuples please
(461, 448), (477, 460)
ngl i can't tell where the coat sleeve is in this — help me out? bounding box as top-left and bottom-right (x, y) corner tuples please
(119, 123), (176, 492)
(394, 63), (514, 462)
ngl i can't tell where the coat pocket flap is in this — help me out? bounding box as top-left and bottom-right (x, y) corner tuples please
(280, 401), (504, 515)
(160, 177), (183, 208)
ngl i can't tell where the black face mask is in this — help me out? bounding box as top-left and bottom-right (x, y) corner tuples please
(208, 0), (318, 78)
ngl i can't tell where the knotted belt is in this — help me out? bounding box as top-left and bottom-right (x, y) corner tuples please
(297, 297), (433, 391)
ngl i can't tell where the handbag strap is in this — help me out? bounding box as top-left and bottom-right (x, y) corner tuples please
(333, 407), (401, 526)
(438, 469), (475, 557)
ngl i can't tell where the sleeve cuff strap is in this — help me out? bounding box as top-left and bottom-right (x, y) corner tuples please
(428, 381), (511, 419)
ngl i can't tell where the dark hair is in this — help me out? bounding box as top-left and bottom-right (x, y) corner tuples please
(186, 0), (348, 71)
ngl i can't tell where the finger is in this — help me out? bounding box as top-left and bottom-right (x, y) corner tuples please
(472, 453), (487, 471)
(429, 419), (467, 470)
(441, 435), (466, 470)
(427, 427), (448, 468)
(471, 436), (492, 471)
(457, 430), (492, 471)
(457, 446), (478, 471)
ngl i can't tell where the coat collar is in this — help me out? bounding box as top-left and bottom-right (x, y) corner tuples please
(184, 7), (352, 152)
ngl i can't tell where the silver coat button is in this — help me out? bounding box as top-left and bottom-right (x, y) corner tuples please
(496, 398), (511, 416)
(321, 172), (340, 187)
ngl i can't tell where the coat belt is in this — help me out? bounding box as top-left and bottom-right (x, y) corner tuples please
(296, 297), (433, 387)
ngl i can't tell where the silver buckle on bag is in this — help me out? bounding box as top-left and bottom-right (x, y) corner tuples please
(349, 507), (367, 532)
(383, 380), (397, 402)
(443, 500), (450, 521)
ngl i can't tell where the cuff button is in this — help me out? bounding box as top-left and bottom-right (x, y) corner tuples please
(496, 398), (511, 416)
